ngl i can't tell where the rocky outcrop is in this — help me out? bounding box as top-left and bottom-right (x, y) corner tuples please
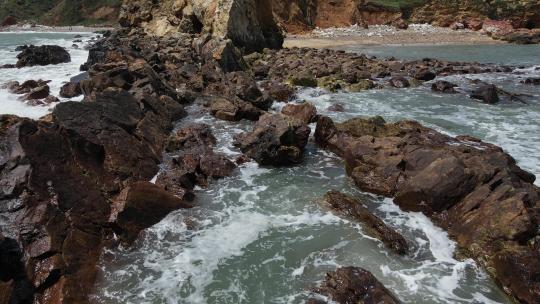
(323, 191), (409, 255)
(316, 267), (402, 304)
(59, 82), (82, 98)
(470, 84), (500, 104)
(15, 45), (71, 68)
(315, 115), (540, 303)
(119, 0), (283, 52)
(234, 113), (311, 166)
(281, 102), (317, 124)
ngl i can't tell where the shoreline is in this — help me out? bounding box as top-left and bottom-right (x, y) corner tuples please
(0, 24), (116, 33)
(284, 25), (504, 49)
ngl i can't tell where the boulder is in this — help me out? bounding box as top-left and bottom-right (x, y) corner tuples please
(389, 76), (410, 88)
(281, 102), (317, 124)
(15, 45), (71, 68)
(431, 80), (457, 93)
(471, 84), (499, 104)
(234, 113), (311, 165)
(465, 18), (483, 31)
(260, 80), (296, 102)
(413, 68), (436, 81)
(522, 77), (540, 85)
(59, 82), (82, 98)
(323, 191), (409, 255)
(315, 115), (540, 303)
(209, 97), (263, 121)
(482, 19), (514, 38)
(317, 267), (401, 304)
(24, 85), (50, 100)
(111, 182), (194, 244)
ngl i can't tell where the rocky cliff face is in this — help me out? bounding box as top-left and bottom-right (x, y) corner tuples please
(119, 0), (283, 53)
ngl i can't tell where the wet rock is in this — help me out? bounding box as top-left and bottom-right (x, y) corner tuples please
(166, 124), (216, 153)
(389, 76), (410, 88)
(0, 64), (15, 69)
(413, 68), (436, 81)
(431, 80), (457, 93)
(209, 97), (263, 121)
(470, 84), (499, 104)
(59, 82), (82, 98)
(317, 76), (347, 92)
(260, 80), (296, 102)
(287, 73), (317, 88)
(522, 77), (540, 85)
(315, 115), (540, 303)
(318, 267), (401, 304)
(24, 85), (50, 100)
(7, 79), (49, 94)
(323, 191), (409, 255)
(234, 113), (311, 166)
(327, 103), (345, 112)
(15, 45), (71, 68)
(111, 181), (194, 244)
(281, 102), (317, 124)
(347, 79), (376, 92)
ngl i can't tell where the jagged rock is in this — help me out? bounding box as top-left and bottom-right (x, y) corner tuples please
(323, 191), (409, 255)
(281, 102), (317, 124)
(209, 97), (263, 121)
(24, 85), (50, 100)
(413, 68), (436, 81)
(317, 267), (401, 304)
(234, 113), (310, 165)
(522, 77), (540, 85)
(315, 115), (540, 303)
(59, 82), (82, 98)
(111, 182), (194, 244)
(389, 76), (410, 88)
(15, 45), (71, 68)
(260, 80), (296, 102)
(431, 80), (457, 93)
(119, 0), (283, 52)
(471, 84), (500, 104)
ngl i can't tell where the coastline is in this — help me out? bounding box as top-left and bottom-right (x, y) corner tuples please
(0, 24), (116, 33)
(284, 25), (503, 49)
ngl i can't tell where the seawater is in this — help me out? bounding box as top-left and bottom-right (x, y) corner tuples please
(1, 35), (538, 304)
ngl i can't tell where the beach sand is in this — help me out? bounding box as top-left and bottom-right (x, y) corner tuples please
(284, 24), (503, 49)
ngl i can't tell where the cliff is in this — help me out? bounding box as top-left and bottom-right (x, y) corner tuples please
(0, 0), (120, 25)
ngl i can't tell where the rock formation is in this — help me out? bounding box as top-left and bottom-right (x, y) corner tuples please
(315, 115), (540, 303)
(119, 0), (283, 52)
(15, 45), (71, 68)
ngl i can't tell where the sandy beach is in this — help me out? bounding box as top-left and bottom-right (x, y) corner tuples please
(284, 24), (502, 49)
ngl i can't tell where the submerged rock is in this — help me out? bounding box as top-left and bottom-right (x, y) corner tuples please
(323, 191), (409, 255)
(234, 113), (311, 166)
(317, 267), (402, 304)
(15, 45), (71, 68)
(431, 80), (457, 93)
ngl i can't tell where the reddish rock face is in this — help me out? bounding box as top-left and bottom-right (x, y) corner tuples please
(1, 16), (17, 27)
(317, 267), (402, 304)
(482, 19), (514, 37)
(315, 115), (540, 303)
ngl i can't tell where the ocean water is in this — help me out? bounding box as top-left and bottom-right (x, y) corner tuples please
(1, 35), (539, 304)
(0, 32), (95, 119)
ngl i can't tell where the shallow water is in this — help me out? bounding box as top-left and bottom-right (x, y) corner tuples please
(0, 32), (95, 119)
(1, 35), (538, 304)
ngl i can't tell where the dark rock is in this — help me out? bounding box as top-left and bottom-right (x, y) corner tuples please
(431, 80), (457, 93)
(24, 85), (50, 100)
(260, 80), (295, 102)
(15, 45), (71, 68)
(59, 82), (82, 98)
(413, 68), (436, 81)
(471, 84), (500, 104)
(318, 267), (401, 304)
(327, 103), (345, 112)
(389, 76), (410, 88)
(1, 16), (17, 27)
(234, 113), (311, 166)
(0, 64), (15, 69)
(281, 102), (317, 124)
(324, 191), (409, 255)
(209, 97), (263, 121)
(111, 182), (194, 244)
(522, 77), (540, 85)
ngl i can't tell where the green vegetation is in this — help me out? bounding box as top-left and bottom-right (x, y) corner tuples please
(0, 0), (121, 25)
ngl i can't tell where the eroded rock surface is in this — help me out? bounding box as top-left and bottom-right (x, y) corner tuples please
(315, 115), (540, 303)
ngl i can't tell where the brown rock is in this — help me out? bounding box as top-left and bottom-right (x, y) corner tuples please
(318, 267), (401, 304)
(470, 84), (499, 104)
(323, 191), (409, 255)
(281, 102), (317, 124)
(59, 82), (82, 98)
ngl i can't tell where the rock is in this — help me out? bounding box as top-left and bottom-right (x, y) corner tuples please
(392, 19), (408, 30)
(287, 74), (318, 88)
(260, 80), (296, 102)
(450, 22), (465, 30)
(431, 80), (457, 93)
(323, 191), (409, 255)
(43, 95), (60, 104)
(7, 79), (49, 94)
(327, 103), (345, 112)
(59, 82), (82, 98)
(465, 18), (483, 31)
(347, 79), (375, 92)
(413, 69), (436, 81)
(389, 76), (410, 88)
(471, 84), (500, 104)
(317, 76), (347, 92)
(119, 0), (284, 53)
(1, 16), (17, 27)
(281, 102), (317, 124)
(234, 113), (311, 165)
(15, 45), (71, 68)
(25, 85), (50, 100)
(111, 182), (194, 244)
(209, 97), (263, 121)
(200, 38), (248, 72)
(482, 19), (514, 38)
(315, 115), (540, 303)
(501, 29), (540, 44)
(522, 77), (540, 85)
(317, 267), (401, 304)
(0, 64), (15, 69)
